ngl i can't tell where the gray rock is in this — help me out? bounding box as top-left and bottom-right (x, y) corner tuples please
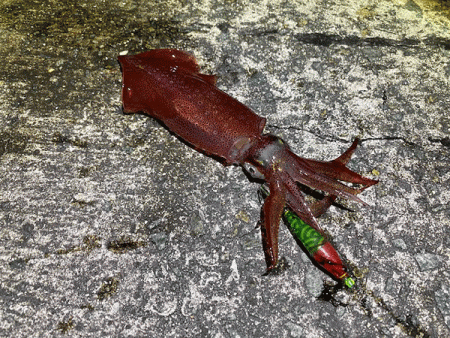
(150, 232), (167, 250)
(392, 238), (407, 250)
(305, 267), (324, 297)
(414, 252), (442, 272)
(435, 283), (450, 330)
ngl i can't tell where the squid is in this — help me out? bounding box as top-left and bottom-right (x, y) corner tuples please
(118, 49), (378, 277)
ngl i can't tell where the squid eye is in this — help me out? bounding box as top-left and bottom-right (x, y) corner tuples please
(243, 163), (265, 180)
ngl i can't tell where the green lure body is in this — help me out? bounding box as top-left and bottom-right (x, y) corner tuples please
(283, 207), (355, 288)
(283, 209), (325, 256)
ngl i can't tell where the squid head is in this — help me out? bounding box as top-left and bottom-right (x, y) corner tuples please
(239, 135), (377, 273)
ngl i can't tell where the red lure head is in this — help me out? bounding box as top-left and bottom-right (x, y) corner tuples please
(313, 242), (349, 281)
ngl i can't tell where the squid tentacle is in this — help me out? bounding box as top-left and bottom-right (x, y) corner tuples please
(281, 170), (325, 234)
(308, 195), (337, 218)
(335, 138), (359, 164)
(286, 156), (367, 204)
(296, 139), (378, 188)
(288, 139), (376, 218)
(260, 174), (286, 273)
(306, 139), (359, 218)
(298, 156), (377, 188)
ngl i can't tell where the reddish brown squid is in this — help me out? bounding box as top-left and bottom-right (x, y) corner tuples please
(118, 49), (378, 279)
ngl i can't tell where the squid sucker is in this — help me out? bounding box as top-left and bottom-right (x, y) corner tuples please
(118, 49), (378, 277)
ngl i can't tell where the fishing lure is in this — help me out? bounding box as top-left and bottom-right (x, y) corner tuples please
(260, 185), (355, 288)
(118, 49), (377, 274)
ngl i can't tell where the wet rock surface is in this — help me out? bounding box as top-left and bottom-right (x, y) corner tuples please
(1, 0), (449, 337)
